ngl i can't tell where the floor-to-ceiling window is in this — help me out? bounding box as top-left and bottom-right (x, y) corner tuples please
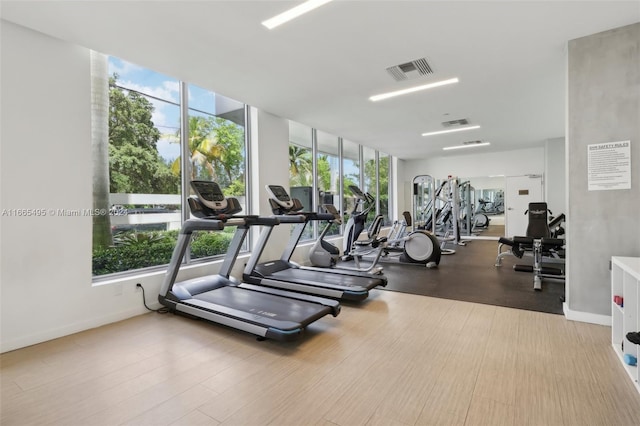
(289, 121), (314, 240)
(187, 84), (247, 260)
(92, 55), (247, 277)
(342, 139), (362, 223)
(362, 146), (376, 196)
(379, 152), (391, 225)
(317, 130), (341, 237)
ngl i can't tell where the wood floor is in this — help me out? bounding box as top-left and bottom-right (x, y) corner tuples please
(2, 290), (640, 426)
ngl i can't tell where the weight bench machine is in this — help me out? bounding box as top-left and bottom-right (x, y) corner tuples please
(495, 202), (565, 291)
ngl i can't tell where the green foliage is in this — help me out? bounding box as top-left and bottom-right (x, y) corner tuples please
(108, 75), (180, 194)
(342, 176), (359, 194)
(109, 144), (179, 194)
(175, 115), (245, 189)
(213, 118), (245, 186)
(109, 76), (161, 150)
(92, 228), (234, 275)
(190, 231), (234, 258)
(113, 231), (166, 246)
(316, 155), (331, 191)
(92, 239), (176, 275)
(225, 179), (246, 196)
(289, 144), (313, 186)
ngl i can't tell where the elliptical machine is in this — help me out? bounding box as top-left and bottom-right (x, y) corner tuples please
(309, 185), (385, 273)
(342, 185), (378, 261)
(333, 185), (441, 269)
(379, 211), (441, 268)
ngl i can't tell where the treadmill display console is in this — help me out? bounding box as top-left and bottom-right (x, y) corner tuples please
(191, 181), (228, 211)
(266, 185), (294, 209)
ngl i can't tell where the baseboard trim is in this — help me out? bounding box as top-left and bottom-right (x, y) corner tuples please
(0, 305), (158, 353)
(563, 302), (611, 326)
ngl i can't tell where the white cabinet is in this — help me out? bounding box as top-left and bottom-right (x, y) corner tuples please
(611, 256), (640, 394)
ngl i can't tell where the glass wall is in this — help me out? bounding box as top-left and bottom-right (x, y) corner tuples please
(289, 122), (314, 209)
(92, 56), (247, 277)
(379, 152), (391, 225)
(287, 125), (391, 240)
(342, 139), (361, 223)
(289, 122), (314, 240)
(187, 84), (247, 260)
(94, 57), (394, 277)
(317, 131), (341, 237)
(362, 146), (376, 196)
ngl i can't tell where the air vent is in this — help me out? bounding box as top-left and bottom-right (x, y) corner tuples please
(386, 57), (434, 81)
(462, 140), (483, 145)
(442, 118), (470, 127)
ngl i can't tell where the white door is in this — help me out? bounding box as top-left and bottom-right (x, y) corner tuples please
(504, 174), (543, 237)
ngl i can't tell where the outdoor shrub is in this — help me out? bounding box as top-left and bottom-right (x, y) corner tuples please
(190, 231), (234, 258)
(93, 239), (176, 275)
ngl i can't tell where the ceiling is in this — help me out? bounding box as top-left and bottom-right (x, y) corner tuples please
(2, 1), (639, 160)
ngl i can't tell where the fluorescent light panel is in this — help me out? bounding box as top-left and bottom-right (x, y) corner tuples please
(443, 142), (491, 151)
(422, 125), (480, 137)
(262, 0), (334, 30)
(369, 78), (459, 102)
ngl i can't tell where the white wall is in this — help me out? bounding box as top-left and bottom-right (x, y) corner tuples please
(0, 21), (145, 352)
(0, 23), (297, 352)
(399, 147), (546, 215)
(403, 147), (545, 183)
(249, 108), (296, 264)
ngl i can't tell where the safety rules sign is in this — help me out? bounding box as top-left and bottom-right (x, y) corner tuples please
(587, 140), (631, 191)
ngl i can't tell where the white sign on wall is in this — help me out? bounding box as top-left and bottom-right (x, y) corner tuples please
(587, 140), (631, 191)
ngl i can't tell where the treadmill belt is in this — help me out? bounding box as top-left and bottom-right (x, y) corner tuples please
(193, 286), (329, 324)
(270, 268), (380, 290)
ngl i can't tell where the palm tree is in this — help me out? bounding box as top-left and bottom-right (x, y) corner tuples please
(91, 51), (113, 249)
(172, 116), (225, 181)
(289, 145), (313, 186)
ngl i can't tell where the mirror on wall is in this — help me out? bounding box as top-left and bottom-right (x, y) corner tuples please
(460, 176), (505, 224)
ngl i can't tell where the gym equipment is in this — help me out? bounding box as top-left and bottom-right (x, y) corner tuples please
(158, 180), (340, 341)
(627, 332), (640, 345)
(309, 203), (385, 274)
(475, 190), (505, 215)
(624, 354), (638, 366)
(242, 185), (387, 302)
(329, 185), (389, 271)
(373, 211), (441, 268)
(337, 184), (440, 269)
(459, 180), (490, 234)
(495, 202), (565, 291)
(341, 186), (378, 258)
(412, 175), (466, 254)
(308, 211), (341, 268)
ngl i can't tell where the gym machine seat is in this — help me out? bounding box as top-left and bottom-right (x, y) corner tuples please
(495, 202), (565, 291)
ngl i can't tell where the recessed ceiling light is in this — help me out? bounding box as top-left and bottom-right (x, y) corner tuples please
(422, 125), (480, 137)
(443, 142), (491, 151)
(262, 0), (334, 30)
(369, 78), (459, 102)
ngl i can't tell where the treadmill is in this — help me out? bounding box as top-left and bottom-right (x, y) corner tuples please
(242, 185), (387, 302)
(158, 181), (340, 341)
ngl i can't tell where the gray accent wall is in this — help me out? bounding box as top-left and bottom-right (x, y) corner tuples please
(567, 22), (640, 317)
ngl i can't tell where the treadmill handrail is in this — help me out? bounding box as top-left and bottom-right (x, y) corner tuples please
(295, 212), (335, 221)
(273, 214), (306, 224)
(181, 218), (225, 234)
(217, 216), (280, 227)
